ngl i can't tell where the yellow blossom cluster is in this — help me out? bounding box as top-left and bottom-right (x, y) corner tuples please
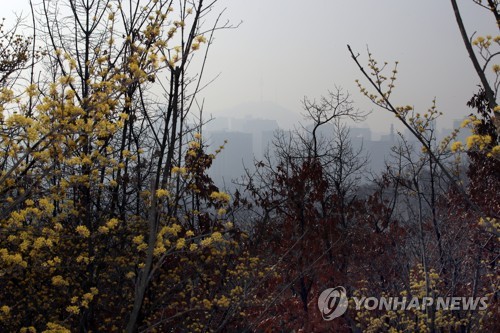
(209, 191), (231, 203)
(0, 3), (264, 332)
(171, 166), (188, 175)
(451, 141), (463, 153)
(75, 226), (90, 238)
(156, 188), (170, 198)
(354, 265), (491, 332)
(448, 114), (499, 158)
(466, 134), (492, 150)
(479, 217), (499, 235)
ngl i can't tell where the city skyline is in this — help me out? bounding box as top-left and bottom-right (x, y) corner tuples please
(3, 1), (496, 133)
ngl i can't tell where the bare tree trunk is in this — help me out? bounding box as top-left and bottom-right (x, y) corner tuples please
(450, 0), (496, 109)
(126, 179), (159, 333)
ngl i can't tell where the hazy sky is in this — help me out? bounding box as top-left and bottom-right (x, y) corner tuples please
(4, 0), (497, 134)
(201, 0), (497, 134)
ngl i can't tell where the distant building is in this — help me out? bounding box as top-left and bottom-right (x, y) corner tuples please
(364, 140), (393, 173)
(231, 116), (278, 159)
(206, 130), (253, 190)
(206, 117), (230, 132)
(436, 119), (472, 147)
(380, 124), (395, 142)
(350, 127), (372, 142)
(204, 115), (462, 187)
(261, 130), (276, 160)
(365, 124), (399, 173)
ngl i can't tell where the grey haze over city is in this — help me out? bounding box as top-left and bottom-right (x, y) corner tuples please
(4, 0), (496, 187)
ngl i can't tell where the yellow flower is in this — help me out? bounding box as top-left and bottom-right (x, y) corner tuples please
(153, 245), (166, 256)
(51, 275), (69, 286)
(466, 134), (491, 149)
(203, 299), (212, 309)
(59, 75), (75, 85)
(76, 255), (90, 264)
(491, 145), (500, 156)
(188, 140), (200, 149)
(132, 235), (144, 245)
(98, 226), (109, 234)
(216, 295), (230, 308)
(106, 218), (119, 229)
(33, 237), (46, 249)
(82, 292), (94, 302)
(176, 238), (186, 249)
(66, 305), (80, 314)
(450, 141), (463, 152)
(1, 305), (10, 315)
(201, 237), (212, 247)
(76, 226), (90, 238)
(44, 322), (71, 332)
(156, 189), (169, 198)
(196, 35), (207, 43)
(461, 118), (471, 128)
(211, 232), (223, 242)
(209, 191), (230, 203)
